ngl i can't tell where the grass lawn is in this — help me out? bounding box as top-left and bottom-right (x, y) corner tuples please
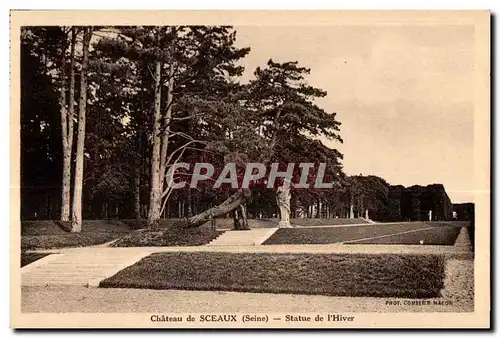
(213, 218), (370, 229)
(345, 226), (462, 245)
(291, 218), (370, 226)
(100, 252), (445, 298)
(21, 220), (133, 250)
(264, 222), (469, 245)
(21, 252), (51, 267)
(111, 227), (223, 247)
(118, 217), (371, 230)
(22, 221), (68, 236)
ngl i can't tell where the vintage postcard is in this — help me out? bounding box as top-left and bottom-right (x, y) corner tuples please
(10, 10), (490, 329)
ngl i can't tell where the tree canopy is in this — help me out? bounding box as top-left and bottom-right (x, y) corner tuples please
(21, 25), (382, 226)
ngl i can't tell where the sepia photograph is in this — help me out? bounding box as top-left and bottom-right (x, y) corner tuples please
(10, 10), (490, 328)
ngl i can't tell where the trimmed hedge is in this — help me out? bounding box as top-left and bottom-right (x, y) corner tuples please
(111, 227), (223, 247)
(100, 252), (445, 298)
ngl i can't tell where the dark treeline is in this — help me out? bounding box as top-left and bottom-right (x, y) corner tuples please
(20, 26), (462, 228)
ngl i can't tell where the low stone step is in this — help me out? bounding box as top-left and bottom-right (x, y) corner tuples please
(35, 262), (131, 266)
(211, 242), (256, 245)
(25, 268), (123, 273)
(23, 271), (111, 277)
(21, 250), (152, 287)
(48, 258), (135, 262)
(207, 228), (278, 246)
(22, 281), (92, 286)
(23, 278), (103, 283)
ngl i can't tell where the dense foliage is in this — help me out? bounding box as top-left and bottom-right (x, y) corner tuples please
(20, 25), (456, 225)
(20, 26), (346, 223)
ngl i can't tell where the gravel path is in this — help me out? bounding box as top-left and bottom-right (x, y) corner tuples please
(21, 259), (473, 313)
(20, 285), (472, 313)
(27, 243), (473, 258)
(441, 259), (474, 310)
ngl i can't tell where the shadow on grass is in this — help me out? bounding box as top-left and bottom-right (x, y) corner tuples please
(21, 220), (134, 250)
(111, 227), (223, 247)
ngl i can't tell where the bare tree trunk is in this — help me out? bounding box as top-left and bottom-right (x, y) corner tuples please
(159, 57), (174, 193)
(187, 190), (192, 217)
(60, 27), (77, 222)
(141, 133), (148, 220)
(47, 195), (52, 219)
(59, 29), (69, 221)
(155, 53), (175, 223)
(147, 60), (162, 227)
(360, 194), (364, 218)
(71, 27), (92, 233)
(134, 165), (141, 219)
(66, 28), (76, 208)
(133, 125), (142, 219)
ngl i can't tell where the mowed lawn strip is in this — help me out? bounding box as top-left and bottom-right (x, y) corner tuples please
(291, 218), (370, 227)
(21, 220), (133, 250)
(100, 252), (445, 298)
(345, 226), (462, 245)
(111, 227), (223, 247)
(263, 222), (468, 245)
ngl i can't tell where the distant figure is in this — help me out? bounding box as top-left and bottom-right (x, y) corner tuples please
(276, 185), (292, 228)
(429, 210), (432, 221)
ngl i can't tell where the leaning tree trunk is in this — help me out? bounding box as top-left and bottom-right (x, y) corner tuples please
(71, 27), (91, 233)
(179, 189), (250, 229)
(147, 60), (162, 227)
(177, 106), (282, 229)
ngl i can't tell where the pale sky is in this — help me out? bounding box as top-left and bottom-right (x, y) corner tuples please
(234, 25), (475, 203)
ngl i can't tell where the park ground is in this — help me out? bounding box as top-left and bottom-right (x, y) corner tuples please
(21, 257), (473, 313)
(20, 218), (474, 313)
(21, 218), (472, 249)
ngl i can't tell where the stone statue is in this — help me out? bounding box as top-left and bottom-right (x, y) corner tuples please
(276, 185), (292, 228)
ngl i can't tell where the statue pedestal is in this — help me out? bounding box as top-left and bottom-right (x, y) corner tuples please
(276, 185), (292, 228)
(278, 220), (293, 228)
